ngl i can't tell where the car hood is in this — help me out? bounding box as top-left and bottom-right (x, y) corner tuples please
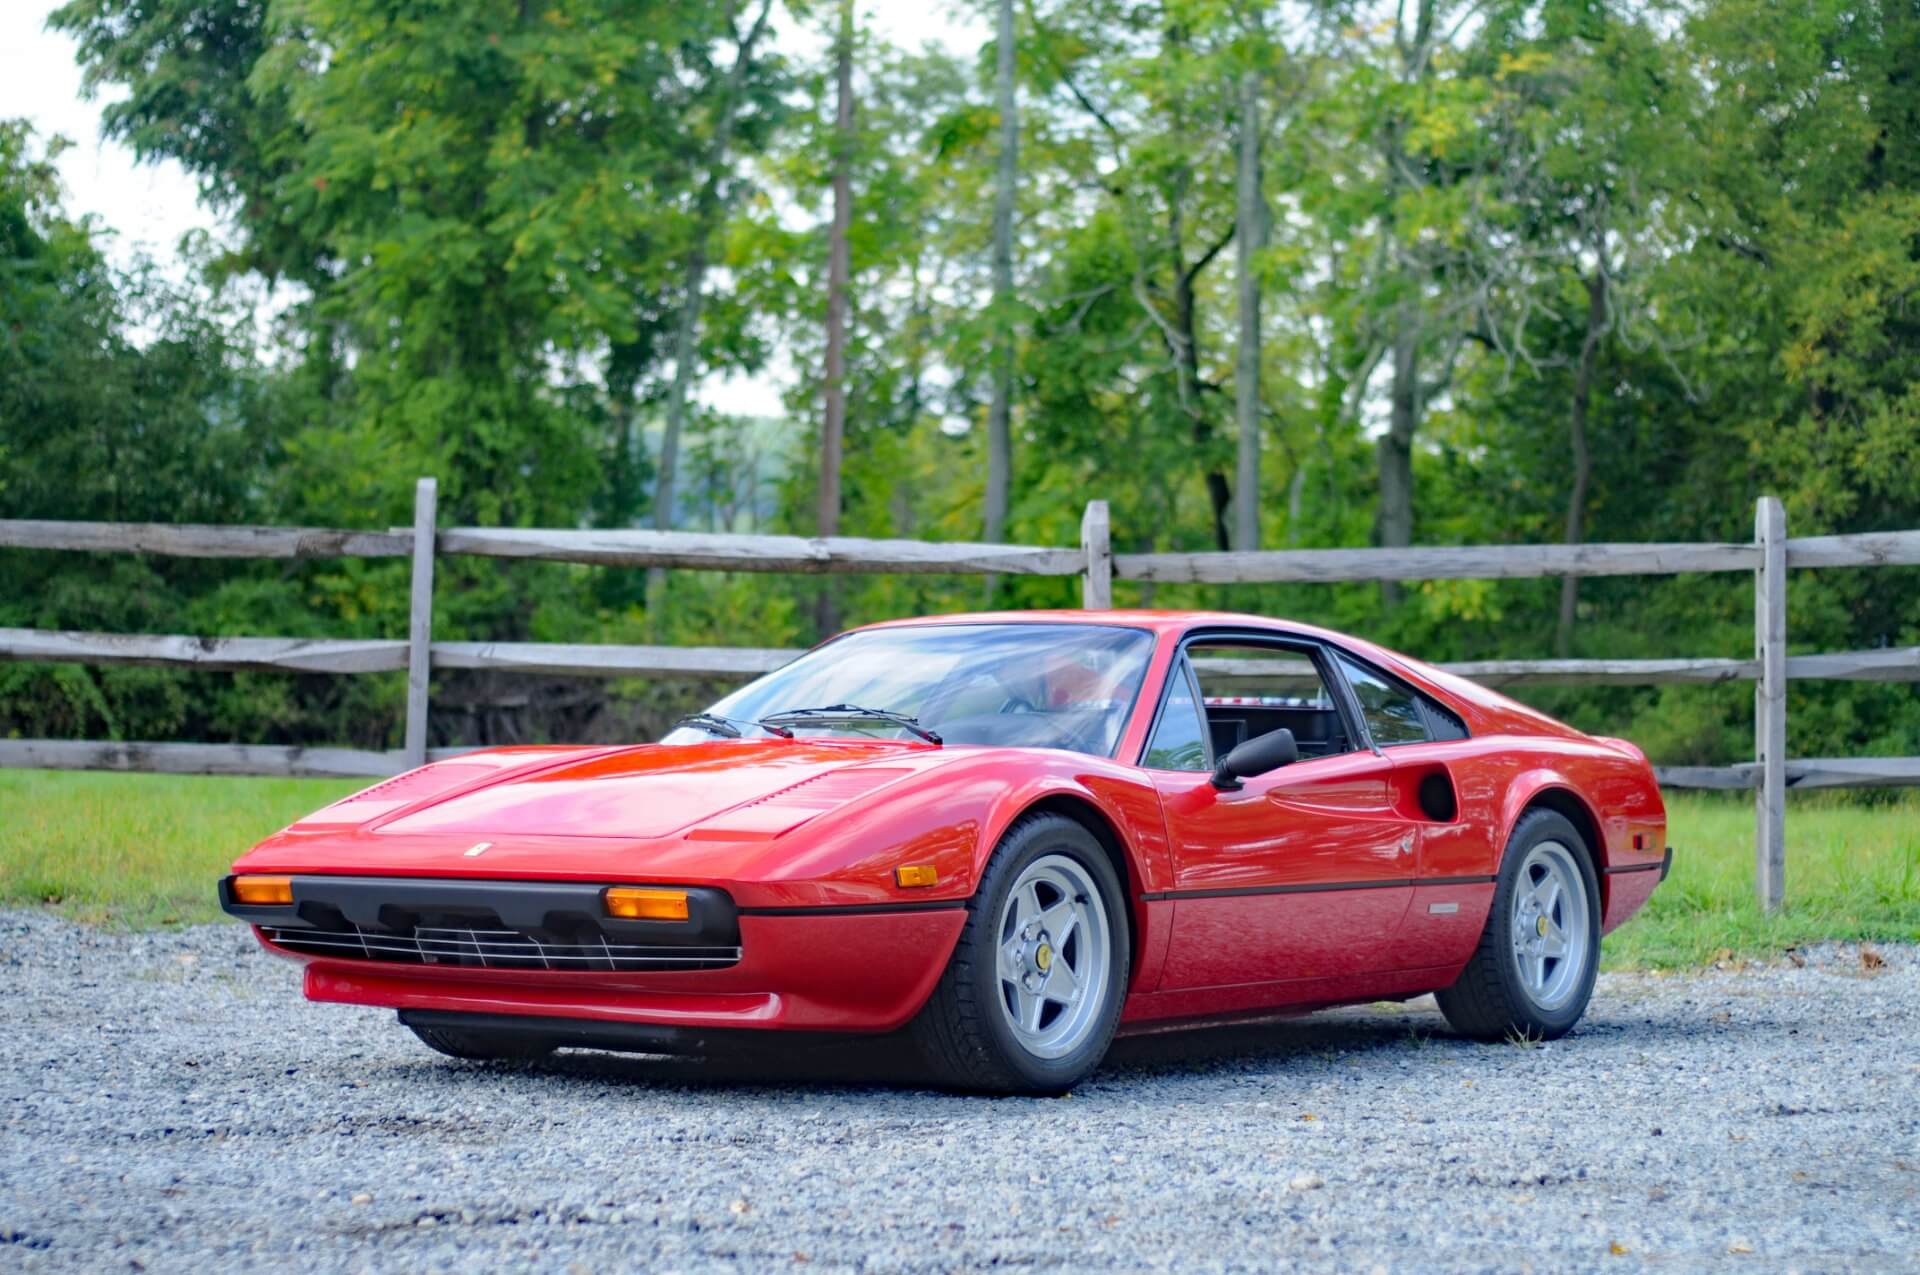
(365, 739), (934, 841)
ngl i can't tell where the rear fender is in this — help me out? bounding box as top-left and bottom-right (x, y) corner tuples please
(1497, 769), (1612, 916)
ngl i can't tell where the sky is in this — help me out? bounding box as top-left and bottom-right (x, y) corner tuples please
(0, 1), (988, 418)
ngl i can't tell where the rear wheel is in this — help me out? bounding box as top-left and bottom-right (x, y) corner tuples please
(1435, 808), (1600, 1041)
(407, 1021), (555, 1063)
(910, 813), (1129, 1094)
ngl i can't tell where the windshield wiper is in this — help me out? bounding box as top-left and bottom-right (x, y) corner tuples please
(760, 703), (942, 745)
(673, 712), (793, 740)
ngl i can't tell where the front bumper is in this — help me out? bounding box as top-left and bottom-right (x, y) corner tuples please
(223, 874), (968, 1033)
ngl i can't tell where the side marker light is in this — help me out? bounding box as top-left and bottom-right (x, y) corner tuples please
(895, 865), (939, 888)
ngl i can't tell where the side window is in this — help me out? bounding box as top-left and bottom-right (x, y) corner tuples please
(1425, 698), (1469, 742)
(1336, 655), (1431, 747)
(1188, 643), (1355, 760)
(1143, 659), (1210, 771)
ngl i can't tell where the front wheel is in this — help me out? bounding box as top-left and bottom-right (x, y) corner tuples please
(1435, 808), (1600, 1041)
(910, 813), (1129, 1094)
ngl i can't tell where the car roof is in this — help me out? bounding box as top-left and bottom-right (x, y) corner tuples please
(846, 609), (1584, 741)
(852, 609), (1349, 643)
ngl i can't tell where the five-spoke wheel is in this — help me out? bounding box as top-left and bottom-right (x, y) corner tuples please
(1436, 808), (1600, 1041)
(911, 813), (1128, 1094)
(1507, 839), (1591, 1012)
(994, 854), (1112, 1060)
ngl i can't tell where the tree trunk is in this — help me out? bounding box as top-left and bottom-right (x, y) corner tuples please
(1233, 69), (1266, 552)
(985, 0), (1017, 547)
(816, 0), (854, 634)
(1555, 269), (1608, 657)
(1172, 230), (1232, 552)
(1374, 0), (1437, 608)
(654, 245), (706, 535)
(1377, 299), (1418, 605)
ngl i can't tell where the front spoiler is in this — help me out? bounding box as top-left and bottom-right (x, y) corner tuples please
(397, 1010), (857, 1056)
(285, 906), (969, 1034)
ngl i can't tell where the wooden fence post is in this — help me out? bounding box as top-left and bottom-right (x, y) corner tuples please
(1081, 501), (1112, 609)
(404, 478), (437, 769)
(1754, 495), (1787, 911)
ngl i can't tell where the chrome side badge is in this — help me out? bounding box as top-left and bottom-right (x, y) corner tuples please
(463, 841), (493, 858)
(1427, 901), (1459, 915)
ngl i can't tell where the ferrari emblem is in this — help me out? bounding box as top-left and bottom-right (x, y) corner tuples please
(1035, 943), (1054, 972)
(1536, 914), (1549, 937)
(463, 841), (493, 858)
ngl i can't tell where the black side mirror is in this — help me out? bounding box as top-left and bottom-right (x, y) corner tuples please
(1211, 728), (1299, 790)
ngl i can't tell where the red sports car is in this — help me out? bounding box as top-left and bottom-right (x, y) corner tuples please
(222, 611), (1669, 1093)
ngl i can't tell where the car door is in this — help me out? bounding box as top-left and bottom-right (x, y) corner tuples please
(1143, 638), (1422, 989)
(1328, 650), (1497, 971)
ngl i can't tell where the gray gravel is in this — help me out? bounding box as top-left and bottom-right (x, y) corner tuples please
(2, 910), (1915, 1274)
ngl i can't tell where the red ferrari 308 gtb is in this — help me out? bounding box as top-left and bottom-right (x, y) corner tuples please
(222, 611), (1670, 1093)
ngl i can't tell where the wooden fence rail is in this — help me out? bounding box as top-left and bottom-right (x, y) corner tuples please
(0, 519), (410, 559)
(10, 628), (1919, 690)
(5, 482), (1918, 910)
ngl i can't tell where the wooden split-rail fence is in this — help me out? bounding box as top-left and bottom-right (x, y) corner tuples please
(5, 481), (1919, 910)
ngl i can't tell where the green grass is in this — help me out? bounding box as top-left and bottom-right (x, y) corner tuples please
(1, 770), (1915, 964)
(0, 769), (360, 927)
(1603, 790), (1920, 968)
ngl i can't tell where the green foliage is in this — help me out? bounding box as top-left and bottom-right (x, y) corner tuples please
(6, 0), (1919, 774)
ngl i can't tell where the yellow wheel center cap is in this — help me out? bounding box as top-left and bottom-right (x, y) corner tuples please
(1034, 942), (1054, 972)
(1536, 915), (1549, 937)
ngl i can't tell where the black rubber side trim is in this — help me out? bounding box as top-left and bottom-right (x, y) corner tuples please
(737, 900), (969, 917)
(1139, 873), (1495, 902)
(1661, 846), (1674, 881)
(1603, 862), (1664, 876)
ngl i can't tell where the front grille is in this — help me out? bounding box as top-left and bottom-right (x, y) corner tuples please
(262, 922), (740, 972)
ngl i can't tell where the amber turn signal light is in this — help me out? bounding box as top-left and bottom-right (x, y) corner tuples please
(894, 865), (939, 888)
(604, 887), (690, 921)
(232, 875), (293, 906)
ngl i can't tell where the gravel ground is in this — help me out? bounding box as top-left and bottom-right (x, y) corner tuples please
(1, 911), (1915, 1274)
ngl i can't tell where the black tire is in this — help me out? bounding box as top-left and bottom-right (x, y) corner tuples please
(407, 1022), (555, 1063)
(1435, 808), (1601, 1042)
(909, 813), (1130, 1095)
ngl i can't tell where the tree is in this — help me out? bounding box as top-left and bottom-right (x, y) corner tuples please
(984, 0), (1019, 549)
(1232, 63), (1267, 552)
(1317, 1), (1519, 600)
(652, 0), (781, 536)
(1479, 8), (1703, 654)
(815, 0), (855, 631)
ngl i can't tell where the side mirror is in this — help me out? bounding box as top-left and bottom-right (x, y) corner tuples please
(1211, 728), (1299, 790)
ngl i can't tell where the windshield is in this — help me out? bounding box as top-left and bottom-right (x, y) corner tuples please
(662, 623), (1155, 757)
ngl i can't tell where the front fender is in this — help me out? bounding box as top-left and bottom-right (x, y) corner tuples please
(720, 749), (1168, 909)
(970, 761), (1173, 896)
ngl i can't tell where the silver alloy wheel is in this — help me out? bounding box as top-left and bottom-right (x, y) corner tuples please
(1509, 840), (1591, 1011)
(995, 853), (1112, 1060)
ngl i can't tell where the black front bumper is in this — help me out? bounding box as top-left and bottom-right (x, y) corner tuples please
(219, 875), (741, 972)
